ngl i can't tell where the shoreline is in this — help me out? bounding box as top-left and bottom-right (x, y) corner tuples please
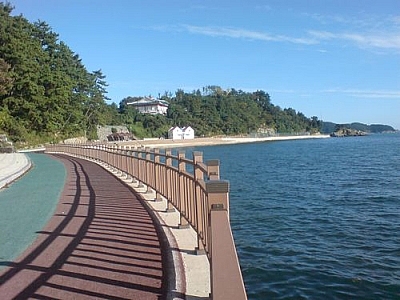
(114, 134), (331, 149)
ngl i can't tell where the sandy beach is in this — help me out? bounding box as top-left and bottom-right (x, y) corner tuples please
(114, 134), (331, 149)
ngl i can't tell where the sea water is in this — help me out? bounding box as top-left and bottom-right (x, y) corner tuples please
(195, 133), (400, 299)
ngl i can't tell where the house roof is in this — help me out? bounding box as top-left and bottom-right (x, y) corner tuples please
(168, 126), (182, 132)
(127, 97), (169, 107)
(168, 126), (195, 132)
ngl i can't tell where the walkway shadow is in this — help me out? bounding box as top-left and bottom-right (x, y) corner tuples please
(0, 155), (168, 299)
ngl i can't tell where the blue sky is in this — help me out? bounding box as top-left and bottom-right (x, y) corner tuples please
(10, 0), (400, 129)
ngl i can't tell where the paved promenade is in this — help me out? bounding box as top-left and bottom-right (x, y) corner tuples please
(0, 154), (183, 299)
(0, 153), (31, 189)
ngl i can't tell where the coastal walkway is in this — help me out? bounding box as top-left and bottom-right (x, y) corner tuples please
(0, 154), (179, 299)
(0, 153), (31, 189)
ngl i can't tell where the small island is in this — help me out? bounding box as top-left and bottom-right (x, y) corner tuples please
(323, 122), (396, 137)
(330, 128), (367, 137)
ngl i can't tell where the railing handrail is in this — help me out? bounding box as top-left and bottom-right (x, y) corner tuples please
(45, 142), (247, 300)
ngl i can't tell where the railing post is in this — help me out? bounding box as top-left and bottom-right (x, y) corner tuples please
(178, 151), (189, 229)
(137, 147), (145, 188)
(193, 151), (206, 255)
(207, 180), (247, 300)
(207, 159), (220, 180)
(110, 145), (116, 171)
(153, 148), (162, 202)
(117, 145), (122, 175)
(206, 180), (229, 218)
(145, 147), (153, 193)
(121, 145), (128, 177)
(165, 149), (175, 212)
(206, 180), (229, 266)
(130, 146), (138, 184)
(124, 146), (132, 181)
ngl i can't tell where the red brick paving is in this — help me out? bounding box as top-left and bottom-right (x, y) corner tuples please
(0, 154), (169, 299)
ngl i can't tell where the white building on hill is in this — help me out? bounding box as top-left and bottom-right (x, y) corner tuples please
(168, 126), (195, 140)
(126, 97), (169, 115)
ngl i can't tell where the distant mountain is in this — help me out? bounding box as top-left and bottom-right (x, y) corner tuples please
(321, 122), (396, 134)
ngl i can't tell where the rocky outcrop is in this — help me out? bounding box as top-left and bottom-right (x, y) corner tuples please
(97, 125), (130, 141)
(0, 134), (15, 152)
(330, 128), (367, 137)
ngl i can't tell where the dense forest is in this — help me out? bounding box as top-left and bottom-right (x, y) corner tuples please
(0, 2), (322, 145)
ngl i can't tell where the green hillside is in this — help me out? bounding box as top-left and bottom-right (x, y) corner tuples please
(322, 122), (395, 134)
(120, 88), (322, 138)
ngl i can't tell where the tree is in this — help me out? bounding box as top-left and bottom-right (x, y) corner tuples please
(0, 3), (112, 144)
(82, 70), (110, 139)
(0, 58), (12, 96)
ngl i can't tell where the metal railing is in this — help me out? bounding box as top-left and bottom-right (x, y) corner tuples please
(45, 143), (247, 300)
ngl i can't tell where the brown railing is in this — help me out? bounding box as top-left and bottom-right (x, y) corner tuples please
(45, 143), (247, 300)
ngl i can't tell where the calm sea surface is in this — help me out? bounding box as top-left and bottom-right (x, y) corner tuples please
(194, 133), (400, 299)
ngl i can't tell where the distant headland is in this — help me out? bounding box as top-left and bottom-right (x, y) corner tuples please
(322, 122), (396, 137)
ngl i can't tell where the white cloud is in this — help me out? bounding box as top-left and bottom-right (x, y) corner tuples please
(304, 12), (400, 52)
(308, 30), (400, 51)
(148, 17), (400, 52)
(306, 12), (400, 30)
(392, 15), (400, 25)
(255, 4), (272, 12)
(324, 88), (400, 99)
(183, 25), (316, 45)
